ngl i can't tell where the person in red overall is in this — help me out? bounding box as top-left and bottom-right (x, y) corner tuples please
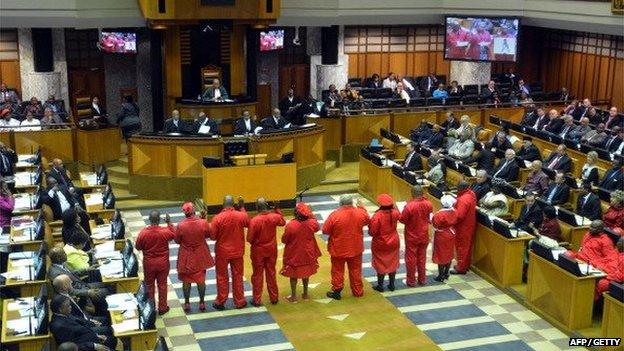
(452, 181), (477, 275)
(210, 196), (249, 310)
(602, 190), (624, 232)
(281, 202), (321, 303)
(400, 185), (433, 286)
(135, 210), (175, 315)
(323, 195), (370, 300)
(594, 237), (623, 300)
(247, 198), (286, 306)
(567, 220), (619, 271)
(369, 194), (401, 292)
(174, 203), (214, 312)
(465, 24), (493, 60)
(432, 195), (458, 282)
(446, 22), (469, 59)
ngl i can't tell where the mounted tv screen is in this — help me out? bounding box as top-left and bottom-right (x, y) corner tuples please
(260, 30), (284, 51)
(445, 16), (520, 62)
(99, 32), (137, 54)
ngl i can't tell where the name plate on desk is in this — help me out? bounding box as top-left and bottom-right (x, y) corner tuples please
(230, 154), (267, 166)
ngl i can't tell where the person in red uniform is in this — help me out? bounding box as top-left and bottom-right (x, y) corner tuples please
(247, 198), (286, 306)
(135, 210), (174, 315)
(323, 195), (370, 300)
(594, 237), (623, 300)
(603, 190), (624, 232)
(210, 195), (249, 310)
(281, 202), (321, 303)
(369, 194), (400, 292)
(452, 181), (477, 274)
(432, 195), (458, 282)
(446, 22), (469, 59)
(174, 203), (214, 312)
(567, 220), (619, 271)
(400, 185), (433, 286)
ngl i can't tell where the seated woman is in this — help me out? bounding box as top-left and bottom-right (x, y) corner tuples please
(523, 206), (562, 281)
(340, 83), (361, 102)
(580, 151), (600, 186)
(63, 231), (93, 272)
(567, 220), (618, 270)
(0, 178), (15, 227)
(62, 208), (93, 250)
(424, 152), (446, 188)
(478, 185), (509, 217)
(603, 190), (624, 232)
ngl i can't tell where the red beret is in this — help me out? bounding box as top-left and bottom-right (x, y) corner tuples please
(295, 202), (313, 219)
(377, 193), (393, 207)
(182, 202), (195, 216)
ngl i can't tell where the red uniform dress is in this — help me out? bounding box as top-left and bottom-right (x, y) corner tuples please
(281, 218), (321, 278)
(135, 224), (174, 311)
(570, 232), (619, 270)
(453, 189), (477, 273)
(369, 209), (400, 274)
(467, 30), (493, 60)
(595, 252), (624, 300)
(447, 29), (468, 58)
(247, 209), (286, 304)
(603, 206), (624, 231)
(432, 208), (457, 264)
(400, 197), (433, 285)
(322, 205), (370, 296)
(210, 207), (249, 308)
(174, 216), (214, 284)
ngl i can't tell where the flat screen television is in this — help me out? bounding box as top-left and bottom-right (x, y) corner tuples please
(260, 30), (284, 51)
(444, 16), (520, 62)
(99, 32), (137, 54)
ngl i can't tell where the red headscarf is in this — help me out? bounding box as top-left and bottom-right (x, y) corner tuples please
(182, 202), (195, 217)
(377, 193), (393, 207)
(296, 202), (313, 219)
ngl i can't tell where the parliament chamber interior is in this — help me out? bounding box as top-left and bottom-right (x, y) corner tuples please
(0, 1), (623, 350)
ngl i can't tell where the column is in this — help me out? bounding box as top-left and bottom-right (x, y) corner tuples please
(449, 61), (491, 86)
(308, 26), (348, 99)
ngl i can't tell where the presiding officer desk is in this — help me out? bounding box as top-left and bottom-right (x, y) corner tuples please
(128, 125), (325, 201)
(174, 98), (257, 135)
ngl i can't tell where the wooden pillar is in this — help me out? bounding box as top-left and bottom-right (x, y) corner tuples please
(164, 26), (181, 114)
(230, 24), (246, 96)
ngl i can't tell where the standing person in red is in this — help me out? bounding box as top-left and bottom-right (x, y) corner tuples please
(567, 220), (619, 271)
(432, 195), (458, 282)
(281, 202), (321, 303)
(452, 181), (477, 275)
(247, 198), (286, 306)
(323, 195), (370, 300)
(210, 195), (249, 310)
(135, 210), (175, 315)
(369, 194), (400, 292)
(174, 203), (214, 312)
(400, 185), (433, 286)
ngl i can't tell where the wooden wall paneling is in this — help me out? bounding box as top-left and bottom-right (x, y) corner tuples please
(0, 61), (20, 93)
(612, 59), (624, 108)
(279, 64), (309, 100)
(293, 130), (324, 168)
(14, 130), (74, 161)
(256, 83), (271, 118)
(389, 53), (407, 76)
(230, 25), (246, 96)
(164, 26), (182, 115)
(175, 143), (223, 177)
(392, 111), (436, 136)
(345, 114), (390, 144)
(253, 138), (294, 162)
(130, 142), (174, 176)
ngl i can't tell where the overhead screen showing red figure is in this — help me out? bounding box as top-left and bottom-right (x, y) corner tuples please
(445, 16), (519, 62)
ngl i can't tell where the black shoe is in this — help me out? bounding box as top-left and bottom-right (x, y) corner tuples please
(270, 300), (278, 305)
(387, 284), (395, 292)
(249, 299), (262, 307)
(326, 291), (341, 300)
(212, 303), (225, 311)
(373, 285), (384, 292)
(449, 269), (466, 275)
(433, 275), (444, 282)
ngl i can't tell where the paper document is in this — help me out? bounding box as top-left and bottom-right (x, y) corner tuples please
(551, 248), (567, 260)
(197, 125), (211, 134)
(6, 317), (31, 333)
(14, 195), (32, 211)
(86, 193), (104, 206)
(113, 318), (140, 333)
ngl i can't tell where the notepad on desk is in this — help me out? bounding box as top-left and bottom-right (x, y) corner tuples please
(6, 317), (31, 333)
(86, 193), (104, 206)
(113, 318), (140, 333)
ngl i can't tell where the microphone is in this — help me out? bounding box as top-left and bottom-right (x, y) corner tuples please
(296, 187), (310, 202)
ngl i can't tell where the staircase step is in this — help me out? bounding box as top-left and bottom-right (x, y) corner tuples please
(320, 178), (358, 185)
(307, 183), (358, 196)
(108, 165), (128, 177)
(324, 160), (337, 173)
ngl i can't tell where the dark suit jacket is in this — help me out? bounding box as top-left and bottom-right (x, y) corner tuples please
(520, 112), (538, 127)
(540, 183), (570, 206)
(441, 119), (460, 131)
(48, 167), (73, 187)
(490, 138), (513, 153)
(465, 149), (496, 173)
(514, 203), (543, 232)
(572, 106), (588, 120)
(447, 86), (463, 97)
(403, 151), (423, 171)
(163, 118), (187, 133)
(419, 76), (438, 95)
(194, 117), (220, 135)
(544, 152), (572, 173)
(261, 116), (288, 130)
(367, 81), (382, 89)
(481, 87), (499, 103)
(576, 193), (602, 220)
(278, 96), (303, 117)
(202, 86), (229, 100)
(471, 181), (491, 201)
(599, 168), (623, 191)
(558, 124), (577, 139)
(90, 105), (105, 117)
(48, 263), (90, 297)
(50, 314), (99, 351)
(603, 115), (623, 130)
(491, 159), (519, 181)
(543, 118), (564, 134)
(233, 118), (258, 135)
(43, 185), (76, 219)
(533, 115), (549, 130)
(516, 145), (541, 162)
(0, 149), (17, 176)
(422, 132), (444, 149)
(604, 136), (623, 152)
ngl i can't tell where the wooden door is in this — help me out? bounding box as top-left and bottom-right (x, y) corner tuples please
(279, 64), (309, 100)
(68, 68), (106, 118)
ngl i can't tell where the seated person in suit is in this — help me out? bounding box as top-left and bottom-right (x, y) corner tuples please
(524, 160), (550, 196)
(261, 108), (288, 130)
(0, 142), (17, 177)
(382, 72), (398, 90)
(577, 183), (602, 220)
(432, 83), (449, 100)
(568, 117), (592, 143)
(48, 247), (106, 298)
(421, 124), (444, 149)
(465, 142), (495, 174)
(340, 83), (361, 102)
(50, 295), (117, 351)
(279, 88), (304, 119)
(90, 96), (106, 118)
(53, 274), (110, 322)
(441, 111), (460, 131)
(603, 190), (624, 231)
(62, 207), (91, 246)
(163, 110), (186, 133)
(448, 130), (474, 160)
(559, 87), (571, 102)
(581, 123), (608, 147)
(481, 80), (500, 104)
(233, 109), (258, 135)
(600, 158), (623, 191)
(540, 171), (570, 206)
(394, 82), (410, 104)
(44, 176), (78, 220)
(23, 96), (43, 117)
(325, 84), (342, 107)
(516, 136), (541, 162)
(447, 80), (463, 98)
(49, 158), (75, 187)
(366, 73), (382, 89)
(403, 142), (422, 171)
(491, 149), (519, 182)
(419, 72), (438, 96)
(542, 109), (564, 134)
(558, 115), (577, 139)
(604, 126), (623, 154)
(572, 98), (592, 120)
(544, 144), (572, 173)
(529, 107), (549, 130)
(410, 120), (432, 143)
(41, 107), (65, 129)
(43, 95), (61, 114)
(522, 205), (561, 281)
(513, 192), (543, 233)
(603, 106), (623, 130)
(586, 107), (602, 126)
(397, 75), (419, 98)
(0, 83), (20, 105)
(194, 112), (219, 135)
(202, 78), (228, 101)
(478, 185), (509, 217)
(424, 151), (445, 186)
(520, 107), (538, 127)
(489, 130), (513, 154)
(580, 151), (600, 186)
(471, 169), (491, 201)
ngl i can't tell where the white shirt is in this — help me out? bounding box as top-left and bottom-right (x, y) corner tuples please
(92, 103), (102, 115)
(214, 88), (221, 99)
(401, 78), (415, 91)
(244, 118), (251, 132)
(20, 119), (41, 131)
(399, 90), (410, 104)
(0, 118), (20, 131)
(382, 78), (397, 91)
(48, 188), (71, 213)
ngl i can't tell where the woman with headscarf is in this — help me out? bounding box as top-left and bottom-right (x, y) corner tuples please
(281, 203), (321, 303)
(432, 194), (458, 282)
(174, 202), (214, 312)
(369, 194), (401, 292)
(603, 190), (624, 232)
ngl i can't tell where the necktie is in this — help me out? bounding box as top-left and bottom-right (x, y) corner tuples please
(605, 137), (615, 150)
(582, 195), (590, 209)
(547, 185), (558, 203)
(548, 155), (560, 169)
(1, 154), (7, 174)
(405, 152), (413, 167)
(494, 161), (508, 178)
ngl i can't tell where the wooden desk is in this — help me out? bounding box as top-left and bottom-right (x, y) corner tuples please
(175, 101), (257, 135)
(472, 223), (533, 287)
(558, 220), (589, 251)
(109, 309), (158, 350)
(526, 252), (604, 331)
(13, 129), (74, 162)
(75, 127), (122, 164)
(83, 192), (115, 218)
(202, 163), (296, 208)
(102, 276), (140, 295)
(601, 293), (624, 351)
(345, 114), (391, 144)
(2, 254), (47, 297)
(358, 155), (392, 201)
(1, 299), (50, 351)
(79, 172), (106, 192)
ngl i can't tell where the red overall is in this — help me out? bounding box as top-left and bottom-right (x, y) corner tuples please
(400, 197), (433, 285)
(569, 232), (619, 270)
(447, 29), (469, 58)
(595, 252), (623, 300)
(322, 205), (370, 296)
(210, 207), (249, 308)
(135, 224), (174, 311)
(453, 189), (477, 273)
(369, 209), (400, 274)
(281, 218), (321, 278)
(603, 206), (624, 232)
(247, 209), (285, 304)
(173, 217), (214, 283)
(432, 209), (457, 264)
